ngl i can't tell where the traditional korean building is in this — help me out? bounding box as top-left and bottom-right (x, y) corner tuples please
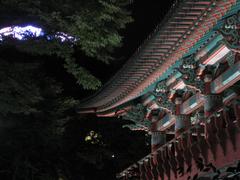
(78, 0), (240, 179)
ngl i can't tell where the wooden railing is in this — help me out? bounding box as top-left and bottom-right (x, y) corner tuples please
(118, 96), (240, 179)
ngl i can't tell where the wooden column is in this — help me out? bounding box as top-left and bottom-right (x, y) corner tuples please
(222, 106), (237, 150)
(156, 150), (165, 180)
(203, 73), (222, 118)
(143, 159), (153, 180)
(174, 97), (190, 137)
(150, 157), (158, 180)
(139, 162), (146, 180)
(233, 100), (240, 127)
(203, 73), (223, 160)
(151, 132), (166, 153)
(151, 131), (166, 168)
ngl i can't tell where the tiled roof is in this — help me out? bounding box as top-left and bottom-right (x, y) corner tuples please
(79, 0), (237, 114)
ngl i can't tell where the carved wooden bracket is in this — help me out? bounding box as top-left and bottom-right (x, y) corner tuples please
(176, 55), (205, 93)
(218, 11), (240, 51)
(122, 104), (151, 131)
(153, 79), (175, 112)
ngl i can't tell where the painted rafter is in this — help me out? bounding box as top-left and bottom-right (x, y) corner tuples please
(78, 0), (237, 116)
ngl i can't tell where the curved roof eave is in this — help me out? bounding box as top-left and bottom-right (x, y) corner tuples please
(78, 0), (238, 114)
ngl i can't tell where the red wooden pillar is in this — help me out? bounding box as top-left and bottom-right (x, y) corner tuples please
(203, 73), (223, 159)
(156, 150), (165, 180)
(150, 156), (158, 180)
(222, 107), (237, 150)
(233, 100), (240, 127)
(214, 114), (228, 155)
(203, 73), (222, 118)
(167, 142), (178, 178)
(190, 126), (201, 162)
(151, 131), (166, 164)
(196, 123), (209, 163)
(139, 162), (147, 180)
(161, 147), (171, 179)
(175, 141), (185, 177)
(174, 97), (190, 138)
(144, 159), (153, 180)
(204, 116), (218, 159)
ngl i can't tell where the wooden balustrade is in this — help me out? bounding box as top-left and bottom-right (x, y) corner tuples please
(120, 97), (240, 179)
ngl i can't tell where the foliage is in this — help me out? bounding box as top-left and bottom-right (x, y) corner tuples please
(0, 1), (145, 179)
(0, 55), (79, 179)
(0, 60), (42, 115)
(0, 52), (145, 179)
(0, 0), (133, 90)
(0, 57), (78, 116)
(0, 59), (147, 178)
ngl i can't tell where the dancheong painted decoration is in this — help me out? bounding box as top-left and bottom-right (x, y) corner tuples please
(78, 0), (240, 179)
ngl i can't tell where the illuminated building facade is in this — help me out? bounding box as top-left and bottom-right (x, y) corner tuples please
(78, 0), (240, 179)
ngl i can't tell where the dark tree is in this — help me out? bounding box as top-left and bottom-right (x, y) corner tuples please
(0, 1), (152, 179)
(0, 0), (133, 90)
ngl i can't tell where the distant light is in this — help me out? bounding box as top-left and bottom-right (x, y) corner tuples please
(85, 136), (92, 141)
(112, 154), (115, 158)
(55, 32), (76, 42)
(0, 25), (76, 42)
(0, 25), (43, 40)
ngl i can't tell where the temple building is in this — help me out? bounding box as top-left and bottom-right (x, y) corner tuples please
(78, 0), (240, 179)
